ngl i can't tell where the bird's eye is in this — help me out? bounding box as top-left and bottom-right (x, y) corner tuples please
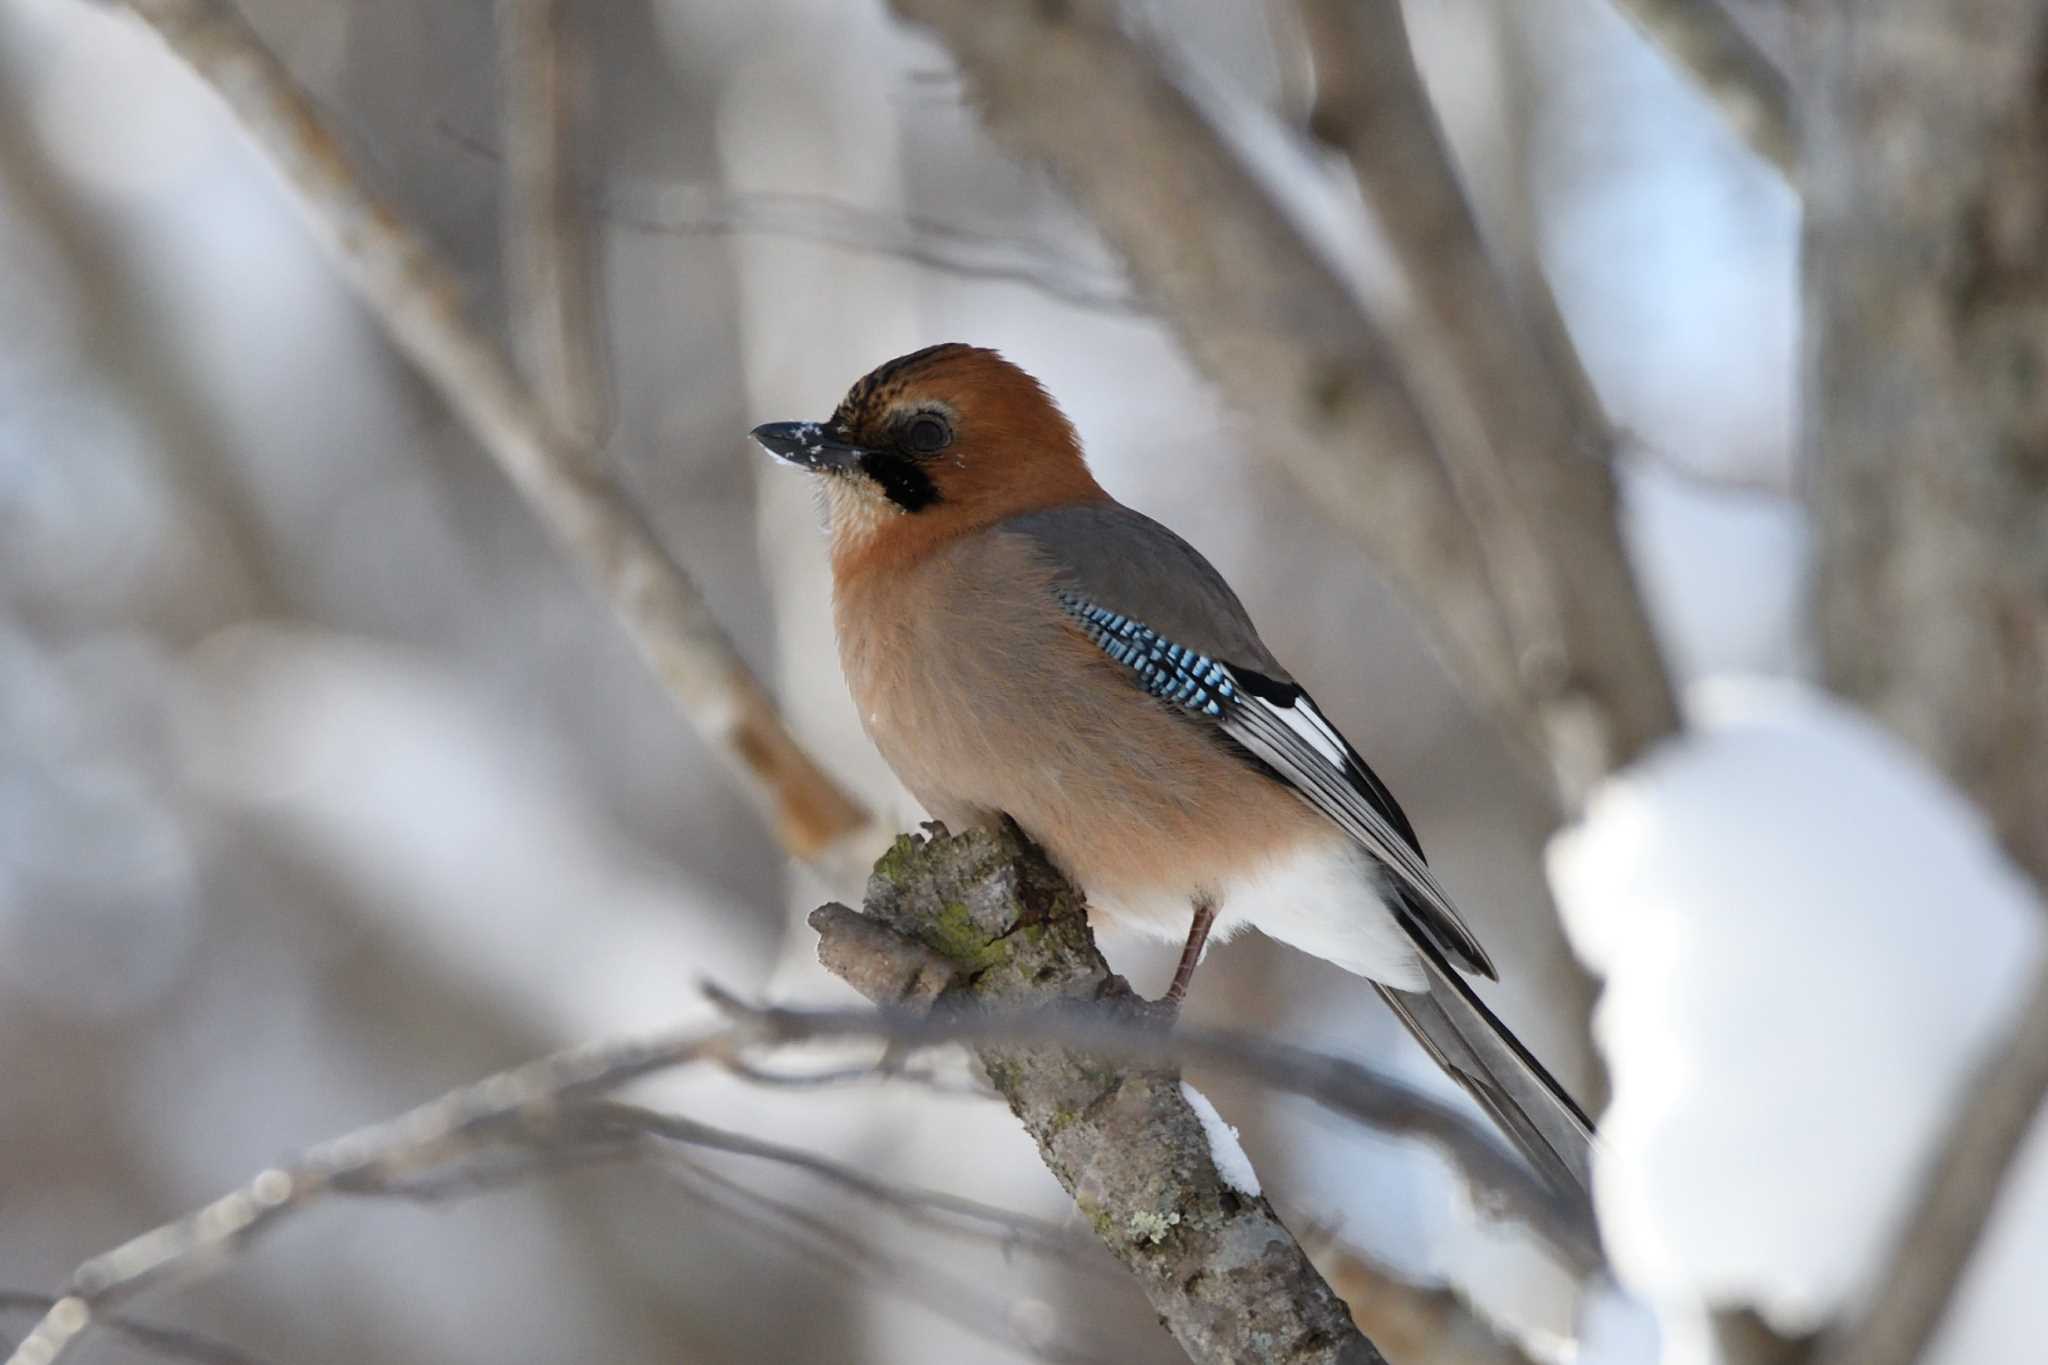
(902, 412), (952, 455)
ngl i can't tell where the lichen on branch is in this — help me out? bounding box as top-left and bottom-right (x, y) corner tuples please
(810, 823), (1384, 1365)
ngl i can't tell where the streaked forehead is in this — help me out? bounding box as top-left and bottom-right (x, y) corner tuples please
(830, 343), (979, 430)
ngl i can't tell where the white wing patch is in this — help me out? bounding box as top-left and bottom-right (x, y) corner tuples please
(1217, 680), (1494, 978)
(1271, 689), (1346, 766)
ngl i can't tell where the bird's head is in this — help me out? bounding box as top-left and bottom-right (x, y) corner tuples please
(751, 344), (1105, 571)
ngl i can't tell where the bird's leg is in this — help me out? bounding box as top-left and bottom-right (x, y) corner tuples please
(1163, 897), (1218, 1008)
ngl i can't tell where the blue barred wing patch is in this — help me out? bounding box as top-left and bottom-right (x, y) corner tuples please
(1051, 586), (1496, 979)
(1055, 590), (1239, 718)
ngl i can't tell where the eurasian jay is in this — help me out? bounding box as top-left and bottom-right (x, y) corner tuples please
(752, 343), (1594, 1200)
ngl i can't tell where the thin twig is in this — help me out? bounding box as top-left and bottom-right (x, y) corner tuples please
(1608, 0), (1796, 177)
(429, 118), (1145, 315)
(307, 1101), (1091, 1265)
(497, 0), (609, 443)
(604, 183), (1141, 315)
(720, 1053), (998, 1100)
(3, 970), (1596, 1364)
(119, 0), (871, 865)
(649, 1158), (1119, 1365)
(1, 1029), (730, 1365)
(572, 1101), (1086, 1257)
(0, 1295), (269, 1365)
(712, 988), (1604, 1274)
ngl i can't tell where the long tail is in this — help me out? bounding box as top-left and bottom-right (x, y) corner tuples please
(1375, 927), (1596, 1206)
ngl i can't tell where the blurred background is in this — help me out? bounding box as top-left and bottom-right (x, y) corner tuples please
(0, 0), (1803, 1361)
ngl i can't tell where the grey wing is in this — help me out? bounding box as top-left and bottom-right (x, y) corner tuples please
(1004, 503), (1496, 979)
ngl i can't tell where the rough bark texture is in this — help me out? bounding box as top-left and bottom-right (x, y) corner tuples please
(812, 824), (1384, 1365)
(1800, 7), (2048, 1365)
(1805, 0), (2048, 888)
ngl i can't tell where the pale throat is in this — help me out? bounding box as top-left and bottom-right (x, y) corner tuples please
(821, 477), (903, 558)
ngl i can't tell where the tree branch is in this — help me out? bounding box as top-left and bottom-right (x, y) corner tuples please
(0, 1294), (270, 1365)
(720, 980), (1603, 1272)
(602, 182), (1142, 315)
(119, 0), (871, 865)
(497, 0), (609, 444)
(3, 830), (1595, 1365)
(1298, 0), (1681, 810)
(807, 823), (1387, 1365)
(1606, 0), (1795, 176)
(1794, 5), (2048, 1363)
(0, 1027), (732, 1365)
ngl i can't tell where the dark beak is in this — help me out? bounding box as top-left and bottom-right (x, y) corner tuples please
(750, 420), (868, 473)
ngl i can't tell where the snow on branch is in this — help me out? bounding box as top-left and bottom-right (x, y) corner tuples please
(1549, 680), (2047, 1362)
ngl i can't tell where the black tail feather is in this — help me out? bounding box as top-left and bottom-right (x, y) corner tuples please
(1377, 926), (1596, 1207)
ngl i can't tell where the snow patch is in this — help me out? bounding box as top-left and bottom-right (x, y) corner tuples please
(1549, 677), (2044, 1337)
(1181, 1082), (1261, 1198)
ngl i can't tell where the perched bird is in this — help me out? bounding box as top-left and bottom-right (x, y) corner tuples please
(752, 343), (1593, 1200)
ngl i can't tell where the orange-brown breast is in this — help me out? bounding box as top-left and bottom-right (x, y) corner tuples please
(832, 524), (1324, 914)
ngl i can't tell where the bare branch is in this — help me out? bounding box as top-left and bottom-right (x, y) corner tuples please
(117, 0), (872, 865)
(428, 114), (1146, 315)
(1297, 0), (1680, 809)
(603, 182), (1143, 314)
(573, 1101), (1085, 1257)
(1606, 0), (1796, 177)
(497, 0), (610, 444)
(1295, 0), (1659, 1105)
(0, 1295), (269, 1365)
(1, 1029), (730, 1365)
(6, 830), (1597, 1365)
(647, 1157), (1119, 1365)
(721, 1053), (999, 1100)
(718, 981), (1604, 1274)
(1805, 1), (2048, 897)
(1796, 4), (2048, 1362)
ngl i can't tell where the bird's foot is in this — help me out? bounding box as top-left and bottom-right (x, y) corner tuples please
(1100, 975), (1182, 1031)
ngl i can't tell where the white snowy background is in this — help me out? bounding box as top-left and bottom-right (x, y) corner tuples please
(2, 0), (2039, 1362)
